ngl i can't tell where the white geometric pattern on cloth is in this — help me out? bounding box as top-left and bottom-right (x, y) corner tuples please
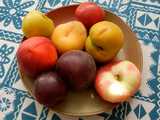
(158, 55), (160, 76)
(16, 97), (43, 120)
(0, 40), (18, 84)
(126, 98), (155, 120)
(139, 41), (156, 97)
(44, 0), (63, 9)
(12, 79), (27, 92)
(0, 87), (16, 120)
(0, 0), (40, 34)
(135, 11), (160, 31)
(94, 0), (110, 5)
(132, 0), (160, 7)
(157, 55), (160, 120)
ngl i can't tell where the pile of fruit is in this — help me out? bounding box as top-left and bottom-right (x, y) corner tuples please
(17, 2), (141, 107)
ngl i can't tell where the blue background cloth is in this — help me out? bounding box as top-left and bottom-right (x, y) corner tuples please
(0, 0), (160, 119)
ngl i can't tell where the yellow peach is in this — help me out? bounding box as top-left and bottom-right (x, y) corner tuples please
(51, 21), (87, 54)
(22, 10), (55, 38)
(85, 21), (124, 62)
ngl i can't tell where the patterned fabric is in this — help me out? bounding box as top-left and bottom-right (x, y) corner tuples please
(0, 0), (159, 120)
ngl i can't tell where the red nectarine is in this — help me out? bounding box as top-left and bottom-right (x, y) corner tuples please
(17, 37), (57, 77)
(75, 2), (105, 29)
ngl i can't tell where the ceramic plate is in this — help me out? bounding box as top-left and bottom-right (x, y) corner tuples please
(19, 5), (143, 116)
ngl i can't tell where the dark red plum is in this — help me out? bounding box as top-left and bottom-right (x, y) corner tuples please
(34, 72), (67, 107)
(56, 50), (96, 91)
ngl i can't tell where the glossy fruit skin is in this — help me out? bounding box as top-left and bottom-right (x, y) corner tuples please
(75, 2), (105, 29)
(56, 50), (96, 91)
(17, 37), (57, 77)
(85, 21), (124, 62)
(22, 10), (55, 38)
(51, 21), (87, 54)
(34, 72), (67, 107)
(95, 60), (141, 103)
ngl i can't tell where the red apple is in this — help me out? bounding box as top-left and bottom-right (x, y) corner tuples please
(95, 60), (141, 103)
(75, 2), (105, 29)
(17, 37), (57, 77)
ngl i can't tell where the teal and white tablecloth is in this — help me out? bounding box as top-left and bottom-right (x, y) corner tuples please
(0, 0), (160, 120)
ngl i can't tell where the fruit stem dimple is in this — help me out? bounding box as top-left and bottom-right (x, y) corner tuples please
(91, 39), (104, 51)
(96, 45), (104, 51)
(98, 28), (108, 36)
(64, 24), (75, 37)
(115, 74), (122, 81)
